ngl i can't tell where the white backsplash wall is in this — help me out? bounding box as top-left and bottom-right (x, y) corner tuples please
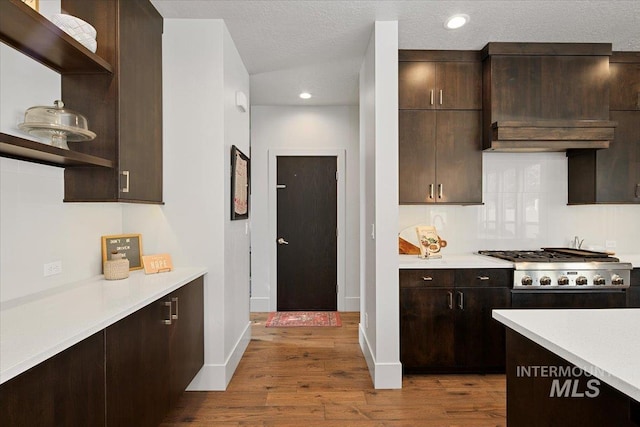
(399, 152), (640, 255)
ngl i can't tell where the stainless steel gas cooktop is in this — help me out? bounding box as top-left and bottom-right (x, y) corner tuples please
(478, 248), (632, 290)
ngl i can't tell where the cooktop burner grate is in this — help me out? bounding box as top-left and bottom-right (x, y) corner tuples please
(477, 248), (619, 263)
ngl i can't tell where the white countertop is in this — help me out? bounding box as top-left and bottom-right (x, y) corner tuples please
(0, 267), (206, 384)
(493, 308), (640, 402)
(399, 253), (514, 269)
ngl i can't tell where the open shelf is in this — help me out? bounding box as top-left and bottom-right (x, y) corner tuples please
(0, 0), (113, 74)
(0, 132), (113, 168)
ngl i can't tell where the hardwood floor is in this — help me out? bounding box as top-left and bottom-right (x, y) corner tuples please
(160, 312), (506, 426)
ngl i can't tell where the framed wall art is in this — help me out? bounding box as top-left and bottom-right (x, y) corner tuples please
(101, 234), (143, 271)
(231, 145), (250, 220)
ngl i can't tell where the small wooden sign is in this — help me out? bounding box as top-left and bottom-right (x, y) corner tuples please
(142, 253), (173, 274)
(101, 234), (143, 271)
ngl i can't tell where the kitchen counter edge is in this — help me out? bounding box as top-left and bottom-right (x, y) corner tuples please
(0, 267), (207, 384)
(399, 253), (514, 269)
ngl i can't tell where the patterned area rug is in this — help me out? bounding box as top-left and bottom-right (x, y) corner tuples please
(265, 311), (342, 327)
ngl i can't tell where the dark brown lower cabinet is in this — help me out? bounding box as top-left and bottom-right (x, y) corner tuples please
(0, 276), (204, 427)
(400, 268), (511, 373)
(106, 276), (204, 427)
(0, 331), (105, 427)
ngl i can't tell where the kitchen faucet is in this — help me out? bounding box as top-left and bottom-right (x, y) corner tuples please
(572, 236), (584, 249)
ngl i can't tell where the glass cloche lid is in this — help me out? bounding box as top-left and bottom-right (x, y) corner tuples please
(18, 100), (96, 150)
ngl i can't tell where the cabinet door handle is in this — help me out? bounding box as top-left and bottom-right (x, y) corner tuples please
(447, 291), (453, 309)
(171, 296), (179, 320)
(428, 184), (434, 200)
(430, 89), (434, 105)
(439, 89), (443, 105)
(121, 170), (130, 193)
(457, 291), (464, 310)
(422, 276), (433, 281)
(438, 184), (443, 199)
(477, 276), (490, 281)
(163, 301), (172, 325)
(636, 183), (640, 198)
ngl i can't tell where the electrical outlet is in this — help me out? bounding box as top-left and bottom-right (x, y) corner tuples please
(605, 240), (617, 249)
(44, 260), (62, 277)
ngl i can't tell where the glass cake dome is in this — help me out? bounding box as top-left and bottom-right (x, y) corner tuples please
(18, 100), (96, 150)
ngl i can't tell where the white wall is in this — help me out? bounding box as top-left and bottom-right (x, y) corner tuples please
(359, 21), (402, 389)
(250, 106), (360, 312)
(130, 19), (250, 391)
(399, 152), (640, 256)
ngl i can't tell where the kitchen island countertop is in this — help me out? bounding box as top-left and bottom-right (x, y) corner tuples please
(493, 308), (640, 402)
(399, 253), (514, 269)
(0, 267), (207, 384)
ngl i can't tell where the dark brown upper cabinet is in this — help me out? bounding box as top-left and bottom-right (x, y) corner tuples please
(399, 51), (481, 110)
(609, 52), (640, 111)
(398, 51), (483, 205)
(568, 52), (640, 205)
(62, 0), (163, 203)
(399, 110), (482, 204)
(482, 43), (615, 151)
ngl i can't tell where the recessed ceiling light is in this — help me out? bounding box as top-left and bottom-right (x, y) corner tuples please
(299, 92), (312, 99)
(444, 14), (469, 30)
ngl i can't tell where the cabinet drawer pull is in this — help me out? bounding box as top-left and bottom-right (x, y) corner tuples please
(437, 184), (443, 199)
(457, 291), (464, 310)
(428, 184), (434, 200)
(477, 276), (490, 281)
(121, 170), (130, 193)
(163, 301), (172, 325)
(439, 89), (443, 105)
(422, 276), (433, 281)
(430, 89), (434, 105)
(171, 296), (179, 320)
(447, 291), (453, 309)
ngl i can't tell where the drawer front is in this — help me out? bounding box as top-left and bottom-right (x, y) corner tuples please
(400, 269), (455, 288)
(455, 268), (512, 287)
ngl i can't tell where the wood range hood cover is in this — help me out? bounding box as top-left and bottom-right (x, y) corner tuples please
(482, 42), (616, 152)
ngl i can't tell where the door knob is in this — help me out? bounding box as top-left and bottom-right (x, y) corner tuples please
(277, 238), (289, 245)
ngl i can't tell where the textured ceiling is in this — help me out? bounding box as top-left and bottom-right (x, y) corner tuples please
(150, 1), (640, 106)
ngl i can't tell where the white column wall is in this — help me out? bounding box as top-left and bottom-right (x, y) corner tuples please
(358, 21), (402, 389)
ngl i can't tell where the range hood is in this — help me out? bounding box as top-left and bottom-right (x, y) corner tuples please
(485, 119), (617, 152)
(481, 42), (615, 152)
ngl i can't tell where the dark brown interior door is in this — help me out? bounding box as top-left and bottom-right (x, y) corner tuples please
(277, 156), (337, 311)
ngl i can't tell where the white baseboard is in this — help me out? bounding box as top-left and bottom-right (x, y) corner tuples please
(359, 323), (403, 389)
(186, 320), (252, 391)
(250, 296), (270, 312)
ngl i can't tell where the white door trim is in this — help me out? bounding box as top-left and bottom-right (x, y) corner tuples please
(268, 148), (347, 312)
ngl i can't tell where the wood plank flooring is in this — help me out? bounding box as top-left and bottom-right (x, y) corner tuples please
(160, 312), (506, 426)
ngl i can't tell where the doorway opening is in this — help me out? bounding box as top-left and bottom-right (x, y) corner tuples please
(268, 149), (346, 312)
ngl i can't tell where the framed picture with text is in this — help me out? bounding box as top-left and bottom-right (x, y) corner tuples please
(101, 234), (143, 271)
(231, 145), (250, 220)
